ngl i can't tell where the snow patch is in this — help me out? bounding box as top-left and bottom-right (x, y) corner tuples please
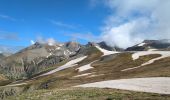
(138, 43), (145, 46)
(87, 74), (104, 78)
(73, 73), (92, 78)
(46, 53), (52, 58)
(148, 49), (157, 51)
(55, 47), (61, 50)
(121, 66), (142, 71)
(67, 50), (72, 55)
(76, 63), (93, 72)
(132, 51), (170, 60)
(40, 56), (87, 76)
(95, 46), (119, 56)
(5, 83), (27, 87)
(122, 51), (170, 71)
(59, 44), (64, 47)
(75, 77), (170, 94)
(76, 61), (97, 72)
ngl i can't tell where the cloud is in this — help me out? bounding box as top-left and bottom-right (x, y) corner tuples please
(50, 20), (76, 29)
(0, 14), (16, 21)
(47, 38), (56, 46)
(92, 0), (170, 48)
(33, 36), (57, 46)
(102, 18), (152, 48)
(0, 31), (19, 41)
(30, 40), (35, 45)
(36, 36), (46, 44)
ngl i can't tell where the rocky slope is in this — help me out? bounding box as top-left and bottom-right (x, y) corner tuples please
(126, 39), (170, 51)
(0, 41), (117, 80)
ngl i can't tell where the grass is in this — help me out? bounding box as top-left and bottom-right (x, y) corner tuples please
(14, 52), (169, 91)
(77, 46), (103, 65)
(2, 50), (170, 99)
(6, 88), (170, 100)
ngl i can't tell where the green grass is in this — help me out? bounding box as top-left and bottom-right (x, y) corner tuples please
(6, 88), (170, 100)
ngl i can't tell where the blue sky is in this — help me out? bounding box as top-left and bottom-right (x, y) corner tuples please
(0, 0), (109, 46)
(0, 0), (169, 48)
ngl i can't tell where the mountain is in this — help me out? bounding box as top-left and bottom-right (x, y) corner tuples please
(98, 41), (124, 51)
(1, 40), (170, 99)
(126, 39), (170, 51)
(0, 45), (24, 54)
(0, 45), (24, 60)
(0, 41), (82, 79)
(0, 41), (114, 79)
(2, 40), (170, 80)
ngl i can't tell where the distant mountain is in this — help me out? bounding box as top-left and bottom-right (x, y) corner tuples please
(126, 39), (170, 51)
(0, 41), (119, 79)
(4, 39), (170, 80)
(98, 41), (124, 51)
(86, 41), (123, 51)
(0, 45), (24, 54)
(0, 41), (82, 79)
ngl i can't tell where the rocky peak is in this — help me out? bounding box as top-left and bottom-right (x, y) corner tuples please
(65, 41), (80, 52)
(97, 41), (114, 51)
(86, 42), (97, 47)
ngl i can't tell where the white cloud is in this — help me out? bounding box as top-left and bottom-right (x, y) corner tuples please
(102, 18), (151, 48)
(47, 38), (56, 46)
(37, 36), (46, 44)
(96, 0), (170, 48)
(30, 40), (35, 45)
(35, 36), (56, 46)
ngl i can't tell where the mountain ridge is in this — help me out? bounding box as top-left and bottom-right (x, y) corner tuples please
(1, 39), (170, 79)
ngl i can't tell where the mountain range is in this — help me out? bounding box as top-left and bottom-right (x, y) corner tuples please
(1, 39), (170, 99)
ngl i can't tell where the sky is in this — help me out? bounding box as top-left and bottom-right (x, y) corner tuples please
(0, 0), (109, 46)
(0, 0), (170, 48)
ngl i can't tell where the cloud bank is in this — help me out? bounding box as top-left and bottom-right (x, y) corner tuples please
(94, 0), (170, 48)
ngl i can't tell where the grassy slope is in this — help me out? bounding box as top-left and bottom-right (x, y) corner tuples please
(2, 48), (170, 99)
(14, 51), (169, 90)
(6, 88), (170, 100)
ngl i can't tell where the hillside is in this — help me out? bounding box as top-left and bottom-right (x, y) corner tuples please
(0, 40), (170, 99)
